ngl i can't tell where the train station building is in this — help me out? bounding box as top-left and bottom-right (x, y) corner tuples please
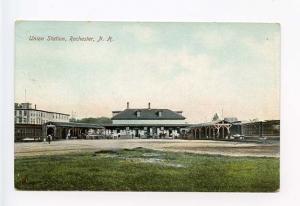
(104, 102), (189, 138)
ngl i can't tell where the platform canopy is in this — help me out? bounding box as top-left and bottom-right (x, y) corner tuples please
(44, 121), (104, 129)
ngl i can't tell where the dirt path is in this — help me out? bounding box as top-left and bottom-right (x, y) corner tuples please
(14, 139), (280, 158)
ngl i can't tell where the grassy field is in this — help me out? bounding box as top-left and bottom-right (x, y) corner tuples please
(15, 148), (279, 192)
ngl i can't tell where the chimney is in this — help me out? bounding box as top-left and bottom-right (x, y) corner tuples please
(127, 102), (129, 109)
(34, 104), (37, 110)
(148, 102), (151, 109)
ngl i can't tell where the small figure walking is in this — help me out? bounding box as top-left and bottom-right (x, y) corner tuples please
(47, 134), (52, 144)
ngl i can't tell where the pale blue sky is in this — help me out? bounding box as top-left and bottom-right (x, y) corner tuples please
(15, 22), (280, 123)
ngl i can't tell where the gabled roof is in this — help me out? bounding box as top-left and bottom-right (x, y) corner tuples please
(189, 118), (240, 128)
(111, 109), (185, 120)
(224, 117), (238, 123)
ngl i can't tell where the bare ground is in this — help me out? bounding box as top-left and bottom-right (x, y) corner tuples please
(14, 139), (279, 158)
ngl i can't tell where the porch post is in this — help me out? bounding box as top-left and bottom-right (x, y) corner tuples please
(222, 126), (225, 139)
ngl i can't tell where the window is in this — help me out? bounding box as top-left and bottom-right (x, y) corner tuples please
(158, 111), (162, 117)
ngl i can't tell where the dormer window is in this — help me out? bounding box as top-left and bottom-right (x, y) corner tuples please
(158, 111), (162, 117)
(137, 111), (141, 117)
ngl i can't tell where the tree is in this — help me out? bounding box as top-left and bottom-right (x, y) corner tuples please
(212, 113), (219, 121)
(69, 117), (77, 122)
(74, 117), (112, 124)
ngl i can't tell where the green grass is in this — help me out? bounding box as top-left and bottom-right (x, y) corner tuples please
(15, 148), (279, 192)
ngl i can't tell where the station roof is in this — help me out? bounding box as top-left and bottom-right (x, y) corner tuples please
(189, 119), (280, 128)
(44, 121), (104, 129)
(111, 108), (185, 120)
(189, 118), (240, 128)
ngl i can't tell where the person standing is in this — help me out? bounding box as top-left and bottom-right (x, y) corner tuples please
(47, 134), (51, 144)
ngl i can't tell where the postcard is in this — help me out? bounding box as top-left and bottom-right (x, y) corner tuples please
(14, 21), (280, 192)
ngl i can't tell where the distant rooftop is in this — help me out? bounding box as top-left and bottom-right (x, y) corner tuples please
(15, 102), (70, 116)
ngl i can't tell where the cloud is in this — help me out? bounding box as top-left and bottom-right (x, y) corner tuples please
(15, 22), (280, 122)
(242, 34), (280, 67)
(122, 24), (158, 43)
(194, 28), (235, 50)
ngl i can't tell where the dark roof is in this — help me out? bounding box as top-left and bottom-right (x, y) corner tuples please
(15, 124), (43, 128)
(224, 117), (238, 123)
(44, 121), (104, 129)
(104, 123), (190, 128)
(111, 109), (185, 120)
(240, 119), (280, 125)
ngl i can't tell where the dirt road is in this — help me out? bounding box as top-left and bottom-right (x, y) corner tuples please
(14, 139), (279, 158)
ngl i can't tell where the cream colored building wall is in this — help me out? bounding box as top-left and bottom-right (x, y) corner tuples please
(112, 119), (186, 125)
(15, 109), (70, 124)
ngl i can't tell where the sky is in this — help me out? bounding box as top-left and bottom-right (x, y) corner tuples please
(15, 21), (280, 123)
